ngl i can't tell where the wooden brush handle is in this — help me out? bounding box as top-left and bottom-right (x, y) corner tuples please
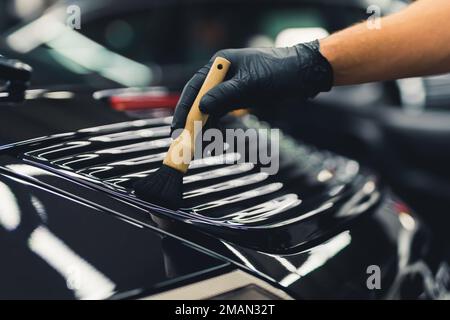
(164, 57), (231, 173)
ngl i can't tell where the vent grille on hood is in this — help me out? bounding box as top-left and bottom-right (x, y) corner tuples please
(13, 115), (380, 252)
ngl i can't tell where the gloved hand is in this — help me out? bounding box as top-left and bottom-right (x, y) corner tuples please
(171, 40), (334, 132)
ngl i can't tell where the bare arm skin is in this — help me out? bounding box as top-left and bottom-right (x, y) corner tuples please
(320, 0), (450, 85)
(172, 0), (450, 129)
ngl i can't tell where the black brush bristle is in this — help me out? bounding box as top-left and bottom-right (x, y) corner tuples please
(133, 164), (184, 210)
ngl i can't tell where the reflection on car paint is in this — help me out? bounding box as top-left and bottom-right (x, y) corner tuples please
(0, 113), (441, 299)
(7, 115), (383, 253)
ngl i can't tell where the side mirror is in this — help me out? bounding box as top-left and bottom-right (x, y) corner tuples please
(0, 55), (32, 103)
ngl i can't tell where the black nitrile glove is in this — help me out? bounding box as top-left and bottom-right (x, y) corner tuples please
(171, 40), (333, 132)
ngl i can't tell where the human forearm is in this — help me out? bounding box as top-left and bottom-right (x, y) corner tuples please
(320, 0), (450, 85)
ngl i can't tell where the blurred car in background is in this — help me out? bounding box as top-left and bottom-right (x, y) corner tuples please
(0, 0), (59, 33)
(0, 0), (378, 89)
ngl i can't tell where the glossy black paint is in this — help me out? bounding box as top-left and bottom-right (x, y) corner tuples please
(0, 56), (32, 103)
(0, 0), (446, 299)
(0, 155), (434, 299)
(0, 170), (230, 299)
(3, 113), (380, 253)
(0, 96), (442, 298)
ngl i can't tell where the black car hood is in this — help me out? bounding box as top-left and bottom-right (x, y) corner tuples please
(0, 90), (435, 299)
(0, 169), (229, 300)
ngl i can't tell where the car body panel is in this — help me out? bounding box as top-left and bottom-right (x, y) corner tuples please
(0, 93), (438, 298)
(0, 168), (230, 300)
(0, 0), (447, 300)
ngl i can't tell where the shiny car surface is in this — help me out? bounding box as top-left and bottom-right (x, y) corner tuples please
(0, 89), (446, 299)
(0, 0), (448, 300)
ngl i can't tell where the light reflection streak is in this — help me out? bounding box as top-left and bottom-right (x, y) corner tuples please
(0, 179), (116, 299)
(28, 226), (116, 300)
(222, 242), (258, 272)
(225, 194), (302, 225)
(184, 163), (254, 184)
(78, 117), (172, 134)
(0, 181), (21, 231)
(184, 172), (269, 199)
(398, 212), (416, 231)
(192, 183), (282, 212)
(6, 164), (49, 177)
(336, 180), (380, 218)
(31, 196), (48, 223)
(6, 14), (151, 87)
(279, 232), (351, 287)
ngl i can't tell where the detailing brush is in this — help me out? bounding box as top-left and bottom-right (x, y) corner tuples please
(134, 57), (231, 209)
